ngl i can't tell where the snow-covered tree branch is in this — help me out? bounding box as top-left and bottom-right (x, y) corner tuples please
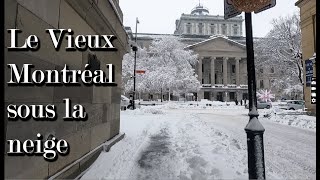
(122, 36), (200, 99)
(255, 13), (303, 98)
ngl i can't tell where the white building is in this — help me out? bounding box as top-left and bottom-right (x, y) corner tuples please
(125, 4), (280, 102)
(174, 4), (243, 37)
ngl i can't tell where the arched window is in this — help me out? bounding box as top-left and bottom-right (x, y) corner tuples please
(198, 23), (204, 35)
(186, 23), (192, 34)
(270, 67), (275, 73)
(210, 24), (215, 34)
(260, 80), (264, 89)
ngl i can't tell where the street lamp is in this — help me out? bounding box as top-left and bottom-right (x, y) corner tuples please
(132, 17), (139, 110)
(230, 1), (270, 179)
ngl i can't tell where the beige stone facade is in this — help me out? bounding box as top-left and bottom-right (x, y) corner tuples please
(187, 36), (248, 102)
(295, 0), (316, 113)
(5, 0), (128, 178)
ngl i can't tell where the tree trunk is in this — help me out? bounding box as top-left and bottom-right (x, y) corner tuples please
(168, 88), (171, 101)
(161, 88), (163, 102)
(296, 61), (303, 84)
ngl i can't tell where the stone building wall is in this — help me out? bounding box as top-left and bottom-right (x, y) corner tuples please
(296, 0), (316, 113)
(4, 0), (128, 178)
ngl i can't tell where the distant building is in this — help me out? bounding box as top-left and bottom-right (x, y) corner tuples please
(174, 4), (243, 37)
(295, 0), (316, 114)
(127, 4), (252, 102)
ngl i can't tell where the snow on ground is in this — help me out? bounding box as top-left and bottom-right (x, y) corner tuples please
(259, 106), (316, 131)
(81, 102), (316, 180)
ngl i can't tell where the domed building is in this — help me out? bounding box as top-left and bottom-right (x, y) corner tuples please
(174, 3), (243, 38)
(125, 4), (278, 102)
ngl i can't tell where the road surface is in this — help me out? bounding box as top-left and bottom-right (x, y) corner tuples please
(81, 107), (316, 180)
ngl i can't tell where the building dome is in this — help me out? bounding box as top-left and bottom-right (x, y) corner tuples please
(191, 4), (210, 15)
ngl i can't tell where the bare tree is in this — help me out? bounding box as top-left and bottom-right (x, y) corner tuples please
(255, 13), (303, 98)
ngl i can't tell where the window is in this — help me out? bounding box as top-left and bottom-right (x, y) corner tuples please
(259, 68), (263, 73)
(233, 24), (238, 35)
(270, 67), (274, 73)
(198, 23), (204, 34)
(222, 24), (227, 35)
(260, 80), (264, 89)
(187, 26), (191, 34)
(232, 65), (235, 73)
(210, 24), (215, 34)
(269, 79), (275, 86)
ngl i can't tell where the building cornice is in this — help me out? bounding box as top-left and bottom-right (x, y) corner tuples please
(295, 0), (310, 7)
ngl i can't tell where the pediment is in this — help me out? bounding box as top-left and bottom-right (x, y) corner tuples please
(187, 36), (246, 53)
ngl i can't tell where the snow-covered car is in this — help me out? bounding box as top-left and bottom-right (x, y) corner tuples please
(121, 95), (130, 110)
(278, 100), (305, 110)
(245, 101), (272, 109)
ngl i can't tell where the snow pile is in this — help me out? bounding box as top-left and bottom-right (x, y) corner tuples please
(126, 106), (165, 115)
(161, 102), (179, 109)
(143, 107), (165, 114)
(259, 109), (316, 131)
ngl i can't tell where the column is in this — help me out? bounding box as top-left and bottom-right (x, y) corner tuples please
(223, 57), (228, 86)
(236, 58), (240, 86)
(198, 57), (203, 84)
(211, 57), (216, 86)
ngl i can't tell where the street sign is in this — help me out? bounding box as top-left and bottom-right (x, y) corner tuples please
(305, 59), (313, 87)
(311, 77), (316, 104)
(136, 70), (146, 74)
(224, 0), (241, 20)
(254, 0), (276, 14)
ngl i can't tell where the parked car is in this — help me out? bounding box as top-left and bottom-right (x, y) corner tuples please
(120, 95), (130, 110)
(278, 100), (305, 110)
(245, 101), (272, 109)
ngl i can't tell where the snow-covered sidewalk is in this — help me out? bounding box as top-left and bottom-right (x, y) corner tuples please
(81, 104), (316, 180)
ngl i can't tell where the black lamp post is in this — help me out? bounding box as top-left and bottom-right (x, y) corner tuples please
(244, 12), (266, 179)
(132, 17), (139, 110)
(224, 0), (273, 178)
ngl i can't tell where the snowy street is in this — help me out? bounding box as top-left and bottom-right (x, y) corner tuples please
(81, 104), (316, 180)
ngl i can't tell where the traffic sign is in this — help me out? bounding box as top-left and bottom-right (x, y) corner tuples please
(224, 0), (241, 20)
(254, 0), (276, 14)
(311, 77), (316, 104)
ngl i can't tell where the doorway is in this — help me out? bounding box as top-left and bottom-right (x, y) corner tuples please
(204, 92), (210, 100)
(217, 92), (223, 102)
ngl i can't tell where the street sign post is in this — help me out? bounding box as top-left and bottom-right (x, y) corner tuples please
(224, 0), (241, 20)
(311, 77), (316, 104)
(305, 59), (313, 87)
(254, 0), (276, 14)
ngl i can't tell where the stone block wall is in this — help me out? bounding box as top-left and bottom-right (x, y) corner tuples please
(4, 0), (128, 178)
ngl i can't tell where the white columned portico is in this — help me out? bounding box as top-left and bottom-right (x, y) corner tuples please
(223, 57), (228, 86)
(211, 57), (216, 86)
(236, 58), (240, 86)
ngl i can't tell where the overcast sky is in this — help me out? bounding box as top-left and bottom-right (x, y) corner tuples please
(119, 0), (299, 37)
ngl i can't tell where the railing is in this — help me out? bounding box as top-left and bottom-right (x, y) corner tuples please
(227, 84), (237, 88)
(199, 84), (249, 89)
